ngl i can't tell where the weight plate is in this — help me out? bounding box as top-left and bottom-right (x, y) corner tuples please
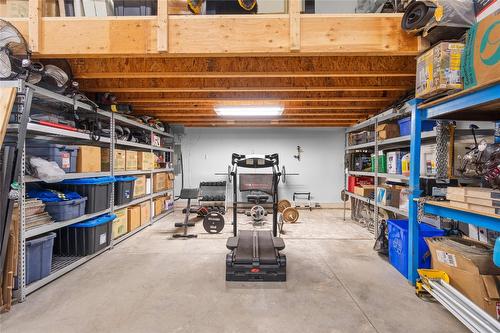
(283, 207), (299, 223)
(227, 165), (232, 183)
(250, 205), (266, 222)
(203, 212), (225, 234)
(278, 199), (291, 213)
(282, 165), (286, 183)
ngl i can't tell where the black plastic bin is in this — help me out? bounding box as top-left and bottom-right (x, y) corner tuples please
(26, 233), (56, 284)
(26, 140), (79, 173)
(54, 214), (116, 256)
(56, 177), (115, 214)
(115, 176), (137, 206)
(114, 0), (157, 16)
(44, 197), (87, 222)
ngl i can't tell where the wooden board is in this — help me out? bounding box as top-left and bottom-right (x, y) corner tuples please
(426, 200), (500, 219)
(0, 88), (17, 148)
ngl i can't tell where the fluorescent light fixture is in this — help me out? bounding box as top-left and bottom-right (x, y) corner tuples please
(214, 105), (284, 117)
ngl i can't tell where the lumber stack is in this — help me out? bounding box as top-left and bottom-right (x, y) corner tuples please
(447, 187), (500, 215)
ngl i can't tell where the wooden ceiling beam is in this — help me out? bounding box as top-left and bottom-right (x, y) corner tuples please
(74, 71), (415, 79)
(117, 97), (394, 103)
(83, 86), (409, 93)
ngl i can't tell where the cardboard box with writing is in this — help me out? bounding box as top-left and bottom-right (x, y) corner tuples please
(133, 175), (146, 198)
(354, 185), (375, 198)
(376, 123), (399, 141)
(101, 148), (126, 171)
(462, 11), (500, 89)
(112, 208), (128, 239)
(138, 152), (154, 170)
(426, 237), (500, 319)
(139, 201), (151, 226)
(77, 146), (101, 173)
(416, 42), (465, 98)
(376, 186), (400, 207)
(127, 205), (141, 232)
(125, 150), (138, 171)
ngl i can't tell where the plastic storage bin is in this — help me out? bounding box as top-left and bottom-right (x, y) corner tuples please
(397, 117), (437, 136)
(114, 0), (157, 16)
(26, 233), (56, 284)
(57, 177), (115, 214)
(26, 141), (78, 173)
(54, 214), (116, 256)
(115, 176), (137, 206)
(44, 197), (87, 222)
(387, 219), (446, 278)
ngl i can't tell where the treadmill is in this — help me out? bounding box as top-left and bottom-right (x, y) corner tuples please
(225, 153), (286, 282)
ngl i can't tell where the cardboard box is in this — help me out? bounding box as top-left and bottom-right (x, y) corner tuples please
(101, 148), (126, 171)
(376, 123), (399, 140)
(139, 201), (151, 226)
(133, 175), (146, 198)
(354, 185), (375, 198)
(426, 237), (500, 319)
(474, 0), (500, 22)
(138, 152), (154, 170)
(386, 151), (403, 174)
(77, 146), (101, 173)
(462, 11), (500, 89)
(153, 172), (167, 192)
(416, 42), (465, 99)
(376, 186), (400, 207)
(125, 150), (138, 171)
(112, 208), (128, 239)
(127, 205), (141, 232)
(348, 176), (373, 193)
(154, 196), (166, 216)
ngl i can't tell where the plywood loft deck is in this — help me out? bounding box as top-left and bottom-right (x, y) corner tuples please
(4, 4), (420, 127)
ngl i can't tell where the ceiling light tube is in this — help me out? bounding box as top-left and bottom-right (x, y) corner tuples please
(214, 105), (284, 117)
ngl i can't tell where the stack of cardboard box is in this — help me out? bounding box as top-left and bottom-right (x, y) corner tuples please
(447, 187), (500, 215)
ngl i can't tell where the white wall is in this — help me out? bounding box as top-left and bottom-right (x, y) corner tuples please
(176, 127), (346, 204)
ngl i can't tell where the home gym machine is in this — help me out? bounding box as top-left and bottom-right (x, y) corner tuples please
(225, 153), (286, 282)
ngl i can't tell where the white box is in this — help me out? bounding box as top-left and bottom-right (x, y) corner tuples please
(146, 178), (152, 194)
(386, 151), (402, 174)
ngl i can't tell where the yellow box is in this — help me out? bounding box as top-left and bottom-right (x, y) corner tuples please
(77, 146), (102, 173)
(133, 175), (146, 198)
(416, 42), (464, 99)
(138, 152), (154, 170)
(112, 208), (128, 239)
(127, 205), (141, 232)
(101, 149), (126, 171)
(139, 201), (151, 226)
(125, 150), (138, 171)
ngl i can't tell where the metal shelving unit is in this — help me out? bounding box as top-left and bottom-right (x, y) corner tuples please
(343, 100), (417, 235)
(406, 81), (500, 333)
(2, 80), (177, 301)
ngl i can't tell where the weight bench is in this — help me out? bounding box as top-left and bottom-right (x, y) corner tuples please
(173, 188), (199, 239)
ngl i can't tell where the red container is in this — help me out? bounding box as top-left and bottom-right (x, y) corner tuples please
(348, 176), (374, 193)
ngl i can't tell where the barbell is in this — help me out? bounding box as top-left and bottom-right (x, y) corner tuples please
(215, 165), (298, 184)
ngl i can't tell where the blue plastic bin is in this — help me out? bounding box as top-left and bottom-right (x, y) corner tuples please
(397, 117), (437, 136)
(44, 197), (87, 221)
(56, 177), (115, 214)
(26, 141), (78, 173)
(26, 233), (56, 285)
(114, 176), (137, 206)
(54, 214), (116, 256)
(387, 219), (445, 279)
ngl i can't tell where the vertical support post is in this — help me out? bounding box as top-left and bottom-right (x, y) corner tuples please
(157, 0), (169, 53)
(374, 119), (379, 238)
(109, 112), (115, 248)
(289, 0), (301, 52)
(408, 99), (423, 285)
(28, 0), (42, 53)
(232, 167), (237, 237)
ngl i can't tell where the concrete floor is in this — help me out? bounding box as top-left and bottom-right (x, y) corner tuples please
(0, 209), (467, 333)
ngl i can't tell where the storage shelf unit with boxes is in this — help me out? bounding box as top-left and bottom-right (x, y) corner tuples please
(1, 80), (176, 302)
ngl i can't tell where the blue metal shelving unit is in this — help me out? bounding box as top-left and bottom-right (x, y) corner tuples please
(407, 82), (500, 285)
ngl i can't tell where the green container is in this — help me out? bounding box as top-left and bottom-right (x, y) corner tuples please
(371, 154), (387, 173)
